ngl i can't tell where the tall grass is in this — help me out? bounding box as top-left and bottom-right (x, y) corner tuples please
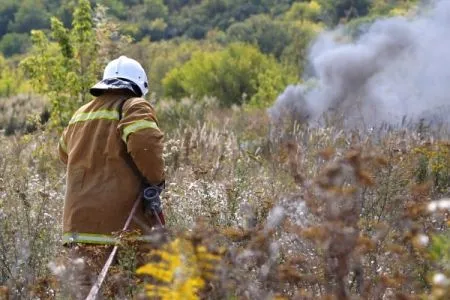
(0, 97), (448, 299)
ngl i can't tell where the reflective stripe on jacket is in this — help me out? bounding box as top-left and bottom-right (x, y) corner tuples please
(62, 232), (156, 245)
(58, 92), (165, 241)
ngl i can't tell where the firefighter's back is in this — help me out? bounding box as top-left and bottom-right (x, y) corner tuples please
(61, 92), (144, 242)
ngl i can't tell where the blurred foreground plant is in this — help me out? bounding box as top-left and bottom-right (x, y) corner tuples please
(137, 237), (221, 299)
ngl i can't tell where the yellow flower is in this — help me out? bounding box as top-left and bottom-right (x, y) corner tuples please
(136, 238), (221, 300)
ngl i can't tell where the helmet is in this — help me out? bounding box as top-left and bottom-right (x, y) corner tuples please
(90, 56), (149, 97)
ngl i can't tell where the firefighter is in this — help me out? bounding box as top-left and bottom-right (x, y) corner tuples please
(57, 56), (165, 298)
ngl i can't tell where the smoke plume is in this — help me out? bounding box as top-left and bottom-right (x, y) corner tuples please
(269, 0), (450, 128)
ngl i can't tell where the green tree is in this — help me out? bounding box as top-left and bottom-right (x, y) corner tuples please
(128, 38), (221, 97)
(163, 43), (294, 107)
(0, 54), (30, 97)
(8, 0), (50, 34)
(370, 0), (418, 17)
(0, 33), (30, 57)
(20, 0), (127, 127)
(318, 0), (370, 25)
(0, 0), (18, 38)
(227, 14), (290, 59)
(281, 20), (324, 76)
(285, 1), (322, 22)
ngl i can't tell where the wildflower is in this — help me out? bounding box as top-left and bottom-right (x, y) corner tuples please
(137, 238), (221, 300)
(48, 261), (66, 277)
(72, 258), (85, 267)
(265, 206), (285, 230)
(412, 234), (429, 248)
(432, 273), (450, 287)
(428, 198), (450, 212)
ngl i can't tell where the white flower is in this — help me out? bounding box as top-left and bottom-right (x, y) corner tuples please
(427, 198), (450, 212)
(265, 206), (285, 230)
(417, 234), (429, 247)
(432, 273), (450, 286)
(48, 261), (66, 276)
(72, 258), (85, 266)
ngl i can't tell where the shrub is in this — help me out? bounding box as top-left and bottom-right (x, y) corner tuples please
(20, 0), (130, 128)
(127, 38), (222, 98)
(0, 106), (448, 298)
(163, 43), (294, 107)
(0, 33), (30, 57)
(0, 54), (31, 97)
(0, 95), (47, 135)
(226, 14), (291, 59)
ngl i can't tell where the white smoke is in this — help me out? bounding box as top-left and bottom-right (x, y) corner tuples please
(269, 0), (450, 128)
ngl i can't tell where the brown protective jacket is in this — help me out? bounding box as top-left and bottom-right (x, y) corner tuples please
(58, 91), (165, 244)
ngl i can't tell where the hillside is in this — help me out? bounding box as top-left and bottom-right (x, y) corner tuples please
(0, 0), (420, 132)
(0, 1), (449, 299)
(0, 0), (376, 57)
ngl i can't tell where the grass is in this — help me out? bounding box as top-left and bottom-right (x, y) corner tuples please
(0, 96), (448, 299)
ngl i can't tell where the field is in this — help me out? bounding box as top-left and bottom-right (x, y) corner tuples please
(0, 0), (449, 299)
(0, 96), (448, 299)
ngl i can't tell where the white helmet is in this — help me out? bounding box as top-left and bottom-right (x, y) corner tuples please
(91, 56), (149, 96)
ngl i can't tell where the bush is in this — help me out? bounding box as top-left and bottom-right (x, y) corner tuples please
(20, 0), (130, 128)
(163, 43), (295, 107)
(0, 33), (30, 57)
(0, 104), (449, 298)
(0, 95), (47, 135)
(0, 55), (31, 97)
(226, 14), (291, 59)
(127, 38), (222, 98)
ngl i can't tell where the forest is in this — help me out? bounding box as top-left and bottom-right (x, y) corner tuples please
(0, 0), (449, 299)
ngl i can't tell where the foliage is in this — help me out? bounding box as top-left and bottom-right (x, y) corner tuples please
(0, 97), (449, 298)
(163, 43), (293, 107)
(0, 95), (46, 136)
(281, 19), (324, 77)
(429, 233), (450, 273)
(137, 238), (221, 299)
(224, 2), (324, 75)
(2, 1), (447, 299)
(20, 0), (129, 128)
(7, 0), (50, 34)
(318, 0), (371, 25)
(0, 55), (30, 98)
(126, 38), (222, 98)
(0, 0), (422, 104)
(0, 0), (18, 38)
(413, 142), (450, 193)
(370, 0), (419, 17)
(0, 0), (422, 57)
(285, 0), (322, 22)
(0, 131), (63, 298)
(0, 33), (30, 57)
(156, 96), (219, 133)
(226, 14), (291, 59)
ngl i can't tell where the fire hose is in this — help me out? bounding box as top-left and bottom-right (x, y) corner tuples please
(85, 187), (164, 300)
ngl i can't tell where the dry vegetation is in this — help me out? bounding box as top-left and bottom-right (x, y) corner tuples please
(0, 97), (449, 299)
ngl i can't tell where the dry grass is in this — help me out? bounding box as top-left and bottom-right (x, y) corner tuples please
(0, 94), (49, 135)
(0, 97), (448, 299)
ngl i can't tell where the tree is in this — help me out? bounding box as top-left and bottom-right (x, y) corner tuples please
(285, 1), (322, 22)
(0, 54), (29, 97)
(318, 0), (371, 25)
(163, 43), (294, 107)
(0, 33), (30, 57)
(226, 14), (291, 59)
(20, 0), (129, 127)
(8, 0), (50, 34)
(370, 0), (419, 17)
(0, 0), (18, 38)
